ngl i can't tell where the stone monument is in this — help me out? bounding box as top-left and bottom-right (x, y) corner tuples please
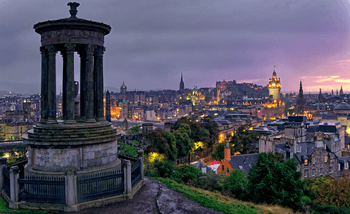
(23, 2), (120, 177)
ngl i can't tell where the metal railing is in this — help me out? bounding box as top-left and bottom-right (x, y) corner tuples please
(2, 166), (10, 197)
(18, 176), (66, 204)
(77, 170), (124, 203)
(131, 159), (141, 188)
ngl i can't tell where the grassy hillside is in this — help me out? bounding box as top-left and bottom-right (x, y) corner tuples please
(155, 177), (303, 214)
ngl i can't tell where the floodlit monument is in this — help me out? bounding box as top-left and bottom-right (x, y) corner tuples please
(0, 3), (143, 212)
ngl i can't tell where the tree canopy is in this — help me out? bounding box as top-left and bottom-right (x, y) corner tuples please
(229, 125), (259, 154)
(247, 153), (303, 210)
(145, 116), (219, 160)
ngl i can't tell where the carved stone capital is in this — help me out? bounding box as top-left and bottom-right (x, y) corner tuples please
(64, 43), (76, 53)
(85, 44), (95, 55)
(40, 46), (47, 56)
(45, 45), (57, 55)
(94, 46), (105, 56)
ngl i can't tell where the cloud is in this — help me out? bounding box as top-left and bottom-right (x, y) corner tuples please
(0, 0), (350, 93)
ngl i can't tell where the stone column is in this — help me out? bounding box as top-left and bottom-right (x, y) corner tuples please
(138, 150), (144, 181)
(9, 166), (19, 203)
(0, 158), (7, 191)
(123, 160), (131, 196)
(65, 170), (77, 209)
(46, 45), (57, 124)
(94, 46), (105, 121)
(79, 50), (86, 120)
(40, 46), (48, 123)
(84, 44), (96, 123)
(63, 43), (76, 123)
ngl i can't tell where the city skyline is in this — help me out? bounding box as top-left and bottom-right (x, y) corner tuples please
(1, 0), (350, 94)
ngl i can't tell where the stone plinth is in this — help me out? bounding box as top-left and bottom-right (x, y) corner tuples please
(24, 121), (120, 176)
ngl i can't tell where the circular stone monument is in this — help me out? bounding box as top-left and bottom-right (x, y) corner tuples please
(23, 2), (120, 177)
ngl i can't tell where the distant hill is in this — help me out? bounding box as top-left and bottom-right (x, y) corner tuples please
(0, 91), (11, 97)
(0, 82), (39, 95)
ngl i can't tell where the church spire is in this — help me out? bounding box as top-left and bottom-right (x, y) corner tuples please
(297, 80), (305, 114)
(179, 73), (184, 91)
(340, 86), (344, 96)
(318, 88), (323, 102)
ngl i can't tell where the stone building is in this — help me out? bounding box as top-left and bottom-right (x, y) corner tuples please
(282, 140), (338, 179)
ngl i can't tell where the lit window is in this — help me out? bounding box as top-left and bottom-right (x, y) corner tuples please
(325, 155), (328, 162)
(304, 159), (308, 165)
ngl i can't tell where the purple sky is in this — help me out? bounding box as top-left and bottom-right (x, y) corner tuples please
(0, 0), (350, 94)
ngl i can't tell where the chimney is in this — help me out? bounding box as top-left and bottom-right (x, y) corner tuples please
(224, 143), (231, 160)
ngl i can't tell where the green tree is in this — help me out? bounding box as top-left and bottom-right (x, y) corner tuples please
(173, 124), (194, 157)
(247, 153), (303, 210)
(172, 116), (218, 148)
(201, 116), (219, 147)
(230, 125), (259, 154)
(145, 128), (178, 161)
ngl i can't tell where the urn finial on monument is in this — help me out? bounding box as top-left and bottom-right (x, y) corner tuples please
(67, 2), (80, 18)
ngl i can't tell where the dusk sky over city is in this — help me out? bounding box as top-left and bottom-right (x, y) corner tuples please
(1, 0), (350, 94)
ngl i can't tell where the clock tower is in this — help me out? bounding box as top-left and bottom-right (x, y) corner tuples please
(268, 68), (281, 101)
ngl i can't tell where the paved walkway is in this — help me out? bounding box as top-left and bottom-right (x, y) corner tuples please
(63, 177), (224, 214)
(1, 177), (224, 214)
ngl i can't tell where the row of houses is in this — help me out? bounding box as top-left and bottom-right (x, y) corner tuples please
(193, 116), (350, 180)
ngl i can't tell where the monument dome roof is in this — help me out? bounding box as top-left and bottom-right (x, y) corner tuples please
(335, 102), (350, 111)
(33, 2), (111, 35)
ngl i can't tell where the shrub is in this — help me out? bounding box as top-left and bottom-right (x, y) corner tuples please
(200, 173), (224, 192)
(307, 176), (350, 208)
(154, 160), (175, 178)
(222, 169), (248, 199)
(144, 159), (159, 177)
(172, 164), (204, 186)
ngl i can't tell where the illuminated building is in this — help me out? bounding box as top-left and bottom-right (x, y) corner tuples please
(268, 69), (281, 101)
(261, 68), (284, 120)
